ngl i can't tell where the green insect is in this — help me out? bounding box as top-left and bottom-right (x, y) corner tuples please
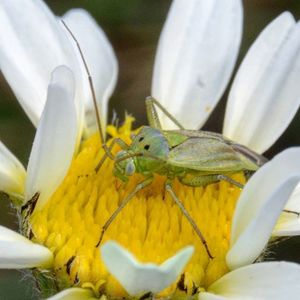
(63, 21), (266, 259)
(95, 97), (266, 258)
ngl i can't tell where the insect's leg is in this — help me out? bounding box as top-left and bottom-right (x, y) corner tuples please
(96, 138), (129, 172)
(145, 97), (185, 129)
(216, 175), (244, 189)
(283, 209), (300, 217)
(180, 174), (243, 189)
(165, 181), (213, 259)
(96, 177), (153, 247)
(180, 174), (220, 187)
(145, 96), (162, 129)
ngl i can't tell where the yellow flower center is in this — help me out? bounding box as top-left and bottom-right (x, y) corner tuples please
(30, 118), (244, 298)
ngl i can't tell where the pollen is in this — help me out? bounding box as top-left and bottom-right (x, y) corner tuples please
(30, 117), (244, 298)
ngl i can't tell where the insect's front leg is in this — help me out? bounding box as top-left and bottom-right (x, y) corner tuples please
(96, 177), (153, 247)
(145, 96), (185, 129)
(164, 180), (213, 259)
(96, 138), (129, 172)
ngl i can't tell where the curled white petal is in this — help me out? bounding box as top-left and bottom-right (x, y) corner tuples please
(62, 9), (118, 134)
(47, 288), (93, 300)
(0, 225), (52, 269)
(224, 12), (300, 153)
(152, 0), (242, 129)
(0, 0), (84, 128)
(101, 241), (194, 296)
(227, 148), (300, 270)
(25, 66), (77, 211)
(0, 141), (25, 196)
(199, 262), (300, 300)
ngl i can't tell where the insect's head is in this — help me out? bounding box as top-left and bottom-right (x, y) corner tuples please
(113, 150), (135, 182)
(128, 126), (169, 172)
(113, 126), (169, 181)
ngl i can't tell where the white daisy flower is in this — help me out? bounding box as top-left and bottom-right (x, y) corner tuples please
(1, 0), (300, 299)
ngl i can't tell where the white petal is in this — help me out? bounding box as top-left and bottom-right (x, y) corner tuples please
(0, 141), (26, 196)
(223, 12), (300, 154)
(0, 225), (52, 269)
(0, 0), (84, 128)
(273, 182), (300, 236)
(25, 66), (77, 211)
(101, 241), (194, 296)
(47, 288), (93, 300)
(199, 262), (300, 300)
(227, 148), (300, 270)
(273, 213), (300, 236)
(62, 9), (118, 134)
(152, 0), (242, 129)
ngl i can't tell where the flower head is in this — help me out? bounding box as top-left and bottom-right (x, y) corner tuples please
(1, 0), (300, 299)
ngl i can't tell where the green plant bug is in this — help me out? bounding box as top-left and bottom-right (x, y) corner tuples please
(95, 97), (267, 259)
(62, 21), (267, 259)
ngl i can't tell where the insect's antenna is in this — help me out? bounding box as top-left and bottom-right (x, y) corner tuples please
(61, 20), (106, 146)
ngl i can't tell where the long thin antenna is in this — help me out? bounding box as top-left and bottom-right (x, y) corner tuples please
(61, 20), (105, 145)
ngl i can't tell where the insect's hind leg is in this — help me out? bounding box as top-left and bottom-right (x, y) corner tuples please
(180, 174), (220, 187)
(165, 181), (213, 259)
(146, 97), (185, 129)
(216, 175), (244, 189)
(179, 174), (244, 189)
(95, 177), (153, 247)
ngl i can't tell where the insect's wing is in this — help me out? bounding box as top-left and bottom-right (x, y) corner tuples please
(167, 137), (258, 173)
(230, 143), (268, 167)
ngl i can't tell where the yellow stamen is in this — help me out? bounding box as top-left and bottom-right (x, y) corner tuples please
(30, 117), (244, 298)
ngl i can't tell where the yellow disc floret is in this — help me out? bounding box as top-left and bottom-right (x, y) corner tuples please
(30, 117), (244, 298)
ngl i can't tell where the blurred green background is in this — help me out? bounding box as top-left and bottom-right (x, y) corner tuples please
(1, 0), (300, 299)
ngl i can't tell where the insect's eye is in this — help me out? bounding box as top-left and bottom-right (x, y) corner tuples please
(139, 137), (144, 142)
(144, 144), (150, 150)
